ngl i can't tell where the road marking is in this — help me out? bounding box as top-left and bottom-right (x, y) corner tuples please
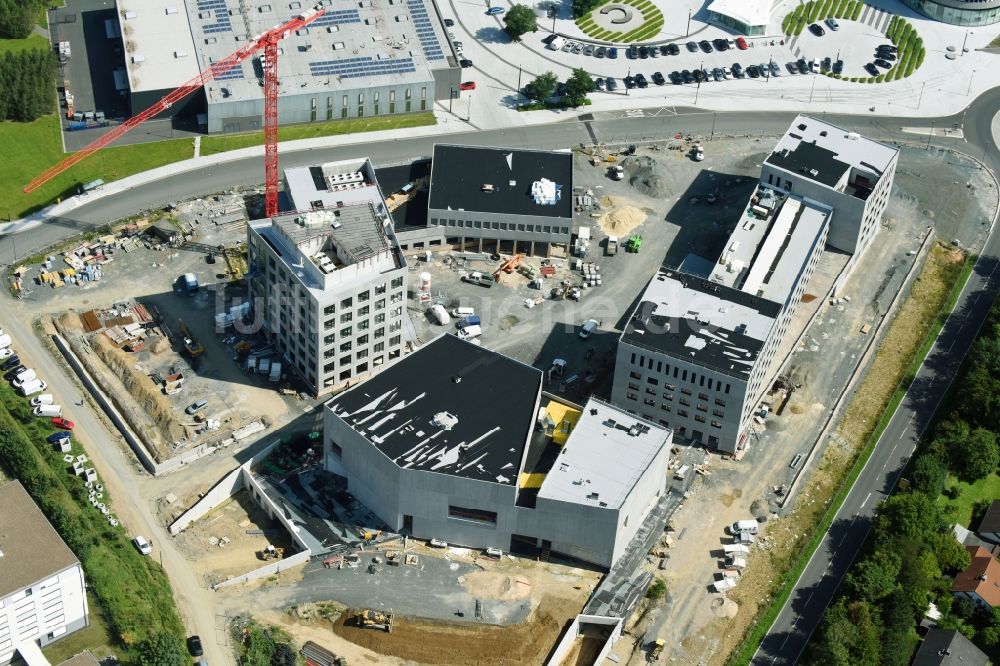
(860, 492), (872, 509)
(625, 109), (645, 117)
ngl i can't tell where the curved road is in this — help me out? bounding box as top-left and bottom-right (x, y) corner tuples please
(750, 87), (1000, 665)
(4, 90), (999, 664)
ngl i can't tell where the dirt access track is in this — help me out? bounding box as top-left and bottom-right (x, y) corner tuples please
(331, 594), (580, 665)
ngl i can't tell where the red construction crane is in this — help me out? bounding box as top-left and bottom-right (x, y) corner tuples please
(24, 5), (326, 218)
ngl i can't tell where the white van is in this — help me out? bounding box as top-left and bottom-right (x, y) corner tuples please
(30, 394), (54, 406)
(19, 379), (47, 397)
(0, 334), (11, 350)
(13, 368), (36, 387)
(579, 319), (599, 339)
(451, 306), (475, 318)
(548, 36), (565, 51)
(457, 324), (482, 339)
(731, 519), (758, 535)
(33, 404), (62, 417)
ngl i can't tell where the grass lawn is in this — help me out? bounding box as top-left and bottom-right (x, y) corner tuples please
(0, 33), (49, 56)
(42, 593), (117, 663)
(0, 115), (193, 218)
(200, 112), (435, 155)
(940, 473), (1000, 527)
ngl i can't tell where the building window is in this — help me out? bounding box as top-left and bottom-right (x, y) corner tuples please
(662, 393), (673, 401)
(358, 305), (370, 316)
(644, 398), (655, 406)
(375, 283), (387, 295)
(405, 88), (411, 99)
(391, 277), (404, 289)
(678, 409), (688, 417)
(341, 297), (353, 308)
(323, 305), (335, 315)
(697, 404), (707, 412)
(645, 387), (656, 395)
(694, 415), (706, 423)
(389, 335), (401, 346)
(340, 326), (352, 337)
(713, 409), (725, 417)
(340, 341), (352, 352)
(711, 420), (722, 428)
(626, 393), (638, 401)
(390, 292), (403, 304)
(358, 93), (364, 104)
(715, 398), (727, 407)
(699, 393), (709, 401)
(375, 313), (385, 324)
(342, 95), (348, 107)
(629, 371), (641, 380)
(661, 404), (671, 412)
(679, 398), (690, 407)
(421, 86), (426, 99)
(681, 388), (691, 396)
(628, 382), (640, 391)
(646, 377), (658, 385)
(448, 505), (497, 525)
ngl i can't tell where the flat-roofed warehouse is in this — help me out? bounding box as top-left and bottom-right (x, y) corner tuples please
(115, 0), (460, 133)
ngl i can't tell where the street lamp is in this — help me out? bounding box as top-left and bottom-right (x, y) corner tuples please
(967, 69), (976, 96)
(686, 9), (692, 37)
(694, 60), (702, 104)
(449, 86), (455, 113)
(961, 30), (970, 55)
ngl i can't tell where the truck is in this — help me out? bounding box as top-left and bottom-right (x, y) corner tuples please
(462, 272), (494, 288)
(33, 404), (62, 417)
(606, 236), (619, 256)
(574, 227), (591, 258)
(428, 304), (451, 325)
(13, 368), (36, 387)
(268, 361), (282, 382)
(456, 315), (481, 329)
(19, 379), (47, 397)
(711, 577), (737, 593)
(724, 556), (747, 569)
(456, 324), (482, 339)
(176, 272), (199, 295)
(723, 543), (750, 555)
(626, 235), (643, 253)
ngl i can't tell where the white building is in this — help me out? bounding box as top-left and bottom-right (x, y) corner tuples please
(247, 158), (409, 396)
(323, 334), (671, 568)
(706, 0), (777, 36)
(0, 481), (88, 665)
(611, 117), (898, 454)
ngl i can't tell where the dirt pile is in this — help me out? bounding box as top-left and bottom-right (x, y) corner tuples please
(461, 572), (533, 601)
(620, 156), (673, 198)
(331, 594), (579, 665)
(597, 207), (648, 237)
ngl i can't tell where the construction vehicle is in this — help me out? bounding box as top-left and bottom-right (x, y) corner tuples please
(354, 609), (393, 632)
(257, 545), (285, 560)
(626, 235), (643, 253)
(650, 639), (665, 661)
(610, 164), (625, 181)
(606, 236), (619, 256)
(24, 7), (329, 219)
(177, 319), (205, 357)
(492, 253), (524, 281)
(518, 263), (539, 280)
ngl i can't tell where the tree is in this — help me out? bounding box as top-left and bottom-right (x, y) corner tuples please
(271, 643), (297, 666)
(911, 454), (947, 497)
(502, 5), (537, 41)
(0, 0), (39, 40)
(808, 599), (880, 666)
(572, 0), (603, 18)
(564, 68), (594, 106)
(134, 633), (188, 666)
(845, 550), (900, 603)
(952, 427), (999, 481)
(526, 71), (557, 101)
(646, 578), (666, 600)
(881, 589), (919, 666)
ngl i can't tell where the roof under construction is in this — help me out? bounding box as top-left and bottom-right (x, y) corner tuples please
(327, 334), (543, 485)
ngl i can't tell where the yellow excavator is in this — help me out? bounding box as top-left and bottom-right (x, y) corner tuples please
(354, 609), (393, 632)
(177, 319), (205, 357)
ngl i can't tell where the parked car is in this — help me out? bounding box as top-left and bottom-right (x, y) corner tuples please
(595, 45), (607, 58)
(787, 61), (799, 74)
(609, 46), (618, 59)
(595, 77), (606, 90)
(879, 43), (899, 52)
(459, 81), (475, 90)
(459, 58), (473, 68)
(639, 45), (649, 58)
(486, 5), (504, 14)
(579, 319), (599, 339)
(864, 62), (880, 76)
(699, 40), (713, 53)
(628, 44), (638, 59)
(712, 67), (723, 81)
(874, 58), (892, 69)
(796, 58), (809, 73)
(624, 75), (636, 89)
(722, 66), (732, 78)
(685, 41), (698, 52)
(809, 59), (820, 73)
(832, 59), (844, 74)
(735, 36), (748, 50)
(693, 68), (705, 82)
(825, 17), (840, 30)
(635, 73), (648, 87)
(808, 23), (825, 36)
(648, 45), (658, 58)
(444, 18), (454, 26)
(746, 65), (760, 78)
(731, 63), (745, 78)
(4, 364), (26, 380)
(1, 355), (20, 371)
(583, 43), (594, 56)
(666, 43), (679, 55)
(821, 56), (832, 71)
(187, 636), (204, 657)
(659, 44), (671, 56)
(0, 348), (12, 360)
(769, 61), (780, 76)
(47, 431), (70, 445)
(713, 38), (728, 51)
(571, 42), (584, 54)
(651, 71), (665, 85)
(876, 49), (897, 60)
(668, 70), (682, 84)
(52, 417), (74, 430)
(606, 77), (618, 91)
(562, 40), (575, 52)
(681, 69), (694, 83)
(185, 399), (208, 415)
(133, 535), (152, 555)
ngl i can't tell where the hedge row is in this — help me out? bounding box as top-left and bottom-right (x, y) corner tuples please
(0, 382), (185, 653)
(782, 0), (864, 35)
(575, 0), (663, 42)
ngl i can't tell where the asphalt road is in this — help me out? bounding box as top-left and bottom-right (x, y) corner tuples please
(751, 87), (1000, 665)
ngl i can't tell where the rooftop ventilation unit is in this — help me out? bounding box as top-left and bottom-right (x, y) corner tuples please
(531, 178), (561, 206)
(432, 411), (458, 430)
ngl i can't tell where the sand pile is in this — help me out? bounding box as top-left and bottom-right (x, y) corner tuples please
(597, 206), (647, 237)
(711, 597), (739, 618)
(462, 572), (533, 601)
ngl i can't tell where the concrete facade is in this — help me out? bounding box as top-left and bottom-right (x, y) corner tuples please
(247, 160), (409, 395)
(0, 482), (89, 665)
(322, 336), (671, 568)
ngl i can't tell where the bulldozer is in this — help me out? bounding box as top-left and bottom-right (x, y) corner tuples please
(177, 319), (205, 357)
(649, 639), (665, 661)
(257, 545), (285, 561)
(354, 609), (393, 633)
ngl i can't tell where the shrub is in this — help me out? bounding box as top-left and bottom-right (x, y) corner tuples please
(647, 578), (666, 600)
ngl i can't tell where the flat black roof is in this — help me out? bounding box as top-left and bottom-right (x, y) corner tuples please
(328, 334), (542, 485)
(620, 272), (782, 379)
(765, 140), (850, 188)
(428, 144), (573, 219)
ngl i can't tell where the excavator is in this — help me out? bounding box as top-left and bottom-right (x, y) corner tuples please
(492, 253), (524, 282)
(354, 609), (393, 632)
(177, 319), (205, 357)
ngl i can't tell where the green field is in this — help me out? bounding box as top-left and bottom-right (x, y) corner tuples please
(0, 116), (194, 218)
(0, 33), (49, 56)
(200, 112), (435, 155)
(42, 593), (115, 662)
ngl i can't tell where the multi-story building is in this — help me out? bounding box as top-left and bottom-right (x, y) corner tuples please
(610, 117), (898, 454)
(114, 0), (460, 133)
(426, 145), (575, 256)
(323, 333), (671, 568)
(247, 159), (408, 395)
(0, 481), (88, 665)
(760, 115), (899, 284)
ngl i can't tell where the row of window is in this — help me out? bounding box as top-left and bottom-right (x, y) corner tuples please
(624, 393), (724, 429)
(317, 87), (426, 108)
(429, 217), (571, 235)
(628, 356), (732, 395)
